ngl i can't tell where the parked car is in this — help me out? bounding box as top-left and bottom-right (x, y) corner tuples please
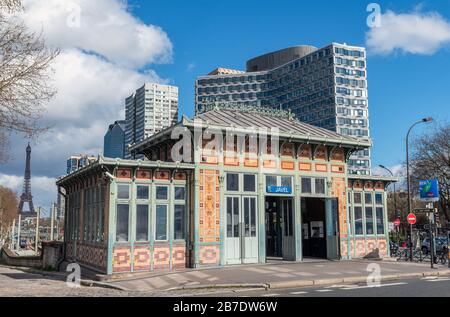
(421, 236), (449, 254)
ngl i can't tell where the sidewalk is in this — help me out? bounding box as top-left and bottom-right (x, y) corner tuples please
(106, 260), (450, 292)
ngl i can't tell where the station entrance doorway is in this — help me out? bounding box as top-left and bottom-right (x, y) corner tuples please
(301, 198), (340, 260)
(265, 197), (295, 260)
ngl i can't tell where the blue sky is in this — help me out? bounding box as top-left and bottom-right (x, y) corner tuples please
(133, 0), (450, 169)
(1, 0), (450, 216)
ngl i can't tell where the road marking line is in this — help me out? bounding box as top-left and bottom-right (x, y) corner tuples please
(316, 289), (333, 292)
(343, 282), (407, 290)
(325, 284), (359, 289)
(427, 278), (450, 282)
(262, 293), (280, 297)
(290, 291), (308, 295)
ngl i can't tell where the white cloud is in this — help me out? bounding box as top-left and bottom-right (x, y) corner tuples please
(187, 63), (196, 72)
(366, 10), (450, 55)
(372, 164), (407, 189)
(22, 0), (173, 68)
(43, 49), (165, 126)
(0, 0), (174, 212)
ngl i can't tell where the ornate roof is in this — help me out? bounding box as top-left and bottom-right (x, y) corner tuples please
(129, 104), (371, 153)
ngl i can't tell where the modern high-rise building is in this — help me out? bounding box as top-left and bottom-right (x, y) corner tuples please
(104, 120), (126, 159)
(195, 43), (371, 175)
(124, 83), (179, 159)
(66, 155), (97, 174)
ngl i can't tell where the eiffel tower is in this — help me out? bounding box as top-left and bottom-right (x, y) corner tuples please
(18, 143), (36, 216)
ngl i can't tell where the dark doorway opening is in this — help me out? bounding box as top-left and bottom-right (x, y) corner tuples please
(301, 198), (327, 259)
(266, 197), (283, 258)
(265, 197), (294, 259)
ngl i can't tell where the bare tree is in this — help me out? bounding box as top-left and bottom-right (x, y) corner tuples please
(0, 0), (59, 161)
(0, 0), (21, 11)
(411, 124), (450, 223)
(0, 186), (18, 247)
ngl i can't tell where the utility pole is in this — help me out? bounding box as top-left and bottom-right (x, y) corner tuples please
(11, 218), (15, 251)
(16, 214), (21, 251)
(50, 203), (55, 241)
(406, 117), (433, 261)
(35, 207), (40, 255)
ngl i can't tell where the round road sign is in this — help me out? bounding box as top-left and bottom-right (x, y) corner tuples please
(407, 213), (417, 225)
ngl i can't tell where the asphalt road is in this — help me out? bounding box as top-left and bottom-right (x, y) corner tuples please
(193, 276), (450, 297)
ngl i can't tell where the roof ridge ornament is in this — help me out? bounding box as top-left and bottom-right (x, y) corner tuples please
(199, 102), (295, 120)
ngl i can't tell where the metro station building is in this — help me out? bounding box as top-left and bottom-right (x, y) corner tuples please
(57, 105), (396, 275)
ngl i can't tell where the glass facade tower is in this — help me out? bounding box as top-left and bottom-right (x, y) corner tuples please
(104, 120), (126, 159)
(195, 43), (371, 175)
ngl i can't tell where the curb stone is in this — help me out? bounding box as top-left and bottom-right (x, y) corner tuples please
(168, 283), (269, 292)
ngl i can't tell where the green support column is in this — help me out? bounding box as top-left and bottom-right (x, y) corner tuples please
(294, 174), (303, 261)
(193, 167), (200, 267)
(106, 180), (116, 275)
(257, 173), (266, 264)
(130, 179), (136, 272)
(219, 171), (226, 266)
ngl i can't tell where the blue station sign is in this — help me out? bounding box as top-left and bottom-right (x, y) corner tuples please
(419, 179), (439, 202)
(266, 186), (292, 194)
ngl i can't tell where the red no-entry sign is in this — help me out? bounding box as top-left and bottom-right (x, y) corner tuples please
(394, 219), (401, 226)
(407, 213), (417, 225)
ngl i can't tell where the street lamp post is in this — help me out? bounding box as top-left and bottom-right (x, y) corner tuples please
(379, 165), (399, 247)
(406, 117), (433, 261)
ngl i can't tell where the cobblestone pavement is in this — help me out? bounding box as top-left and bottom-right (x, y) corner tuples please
(0, 265), (225, 297)
(0, 266), (137, 297)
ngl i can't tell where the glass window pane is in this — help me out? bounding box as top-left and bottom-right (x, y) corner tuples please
(375, 193), (383, 205)
(301, 178), (312, 194)
(117, 184), (129, 200)
(365, 193), (372, 204)
(175, 187), (185, 200)
(155, 205), (167, 240)
(266, 175), (277, 187)
(233, 198), (239, 237)
(174, 205), (185, 240)
(227, 173), (239, 191)
(244, 174), (256, 192)
(250, 198), (256, 237)
(281, 177), (292, 188)
(288, 201), (293, 236)
(315, 178), (326, 194)
(354, 193), (362, 204)
(376, 207), (385, 235)
(156, 186), (168, 200)
(227, 197), (233, 237)
(354, 207), (363, 235)
(136, 186), (149, 200)
(365, 207), (374, 235)
(116, 204), (129, 242)
(136, 205), (149, 241)
(244, 198), (250, 237)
